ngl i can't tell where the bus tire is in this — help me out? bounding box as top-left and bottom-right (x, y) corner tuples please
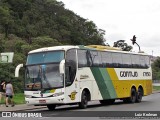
(79, 90), (88, 109)
(100, 99), (115, 105)
(123, 98), (129, 103)
(128, 88), (137, 103)
(47, 104), (56, 111)
(136, 87), (143, 103)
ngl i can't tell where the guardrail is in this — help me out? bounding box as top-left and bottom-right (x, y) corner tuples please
(153, 80), (160, 83)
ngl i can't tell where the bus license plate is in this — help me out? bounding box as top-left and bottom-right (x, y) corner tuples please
(39, 100), (46, 103)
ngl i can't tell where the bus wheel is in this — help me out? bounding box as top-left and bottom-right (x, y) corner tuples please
(47, 104), (56, 111)
(100, 99), (115, 105)
(128, 88), (137, 103)
(79, 90), (88, 109)
(136, 88), (143, 103)
(123, 98), (129, 103)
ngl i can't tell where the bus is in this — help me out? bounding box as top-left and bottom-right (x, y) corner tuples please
(15, 45), (152, 110)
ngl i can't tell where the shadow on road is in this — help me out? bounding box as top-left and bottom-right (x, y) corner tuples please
(38, 99), (149, 112)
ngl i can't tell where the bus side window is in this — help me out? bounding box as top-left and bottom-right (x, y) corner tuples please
(122, 54), (132, 68)
(65, 49), (77, 86)
(77, 50), (88, 67)
(112, 53), (122, 68)
(139, 56), (144, 68)
(131, 55), (140, 68)
(101, 52), (112, 68)
(145, 56), (150, 68)
(65, 66), (72, 85)
(90, 51), (102, 67)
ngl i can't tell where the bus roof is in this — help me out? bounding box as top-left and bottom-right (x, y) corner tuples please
(28, 45), (79, 54)
(83, 45), (148, 56)
(28, 45), (148, 56)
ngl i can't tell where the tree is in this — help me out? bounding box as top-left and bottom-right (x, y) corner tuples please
(0, 6), (13, 38)
(0, 34), (5, 52)
(152, 57), (160, 80)
(0, 0), (106, 92)
(113, 40), (133, 51)
(32, 36), (62, 48)
(0, 0), (105, 45)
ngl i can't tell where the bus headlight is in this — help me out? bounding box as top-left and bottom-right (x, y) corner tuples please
(52, 92), (64, 97)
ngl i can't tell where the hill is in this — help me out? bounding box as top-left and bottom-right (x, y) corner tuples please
(0, 0), (106, 92)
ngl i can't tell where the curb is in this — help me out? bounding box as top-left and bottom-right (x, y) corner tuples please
(0, 105), (47, 112)
(152, 90), (160, 94)
(15, 106), (47, 112)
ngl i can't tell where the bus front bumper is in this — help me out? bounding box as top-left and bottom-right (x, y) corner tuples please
(25, 95), (65, 105)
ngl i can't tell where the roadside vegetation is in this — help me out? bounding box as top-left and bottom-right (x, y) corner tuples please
(0, 0), (105, 93)
(153, 86), (160, 91)
(1, 93), (25, 105)
(13, 93), (25, 104)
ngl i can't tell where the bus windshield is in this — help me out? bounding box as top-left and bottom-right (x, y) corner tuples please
(25, 64), (63, 90)
(26, 51), (64, 65)
(25, 51), (64, 90)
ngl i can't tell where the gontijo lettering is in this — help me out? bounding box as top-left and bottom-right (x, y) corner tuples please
(120, 71), (138, 77)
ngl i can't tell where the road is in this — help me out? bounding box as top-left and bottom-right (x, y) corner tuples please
(24, 92), (160, 118)
(1, 92), (160, 120)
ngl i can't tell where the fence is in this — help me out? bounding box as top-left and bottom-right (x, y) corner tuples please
(153, 80), (160, 83)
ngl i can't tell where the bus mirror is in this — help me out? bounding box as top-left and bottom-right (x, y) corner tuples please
(59, 59), (65, 74)
(15, 64), (23, 77)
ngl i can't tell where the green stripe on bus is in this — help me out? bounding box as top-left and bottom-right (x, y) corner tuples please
(103, 68), (117, 99)
(91, 68), (117, 99)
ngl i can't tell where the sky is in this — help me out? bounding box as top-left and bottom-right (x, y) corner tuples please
(57, 0), (160, 56)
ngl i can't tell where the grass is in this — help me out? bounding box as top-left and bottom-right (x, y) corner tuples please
(1, 93), (25, 105)
(13, 93), (25, 104)
(153, 86), (160, 91)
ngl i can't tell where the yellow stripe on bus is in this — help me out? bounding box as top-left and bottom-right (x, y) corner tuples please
(106, 68), (152, 98)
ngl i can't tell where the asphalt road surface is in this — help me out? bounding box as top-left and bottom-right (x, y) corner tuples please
(27, 92), (160, 111)
(1, 92), (160, 120)
(26, 92), (160, 118)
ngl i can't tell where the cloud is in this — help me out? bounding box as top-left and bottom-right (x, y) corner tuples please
(58, 0), (160, 56)
(140, 34), (160, 47)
